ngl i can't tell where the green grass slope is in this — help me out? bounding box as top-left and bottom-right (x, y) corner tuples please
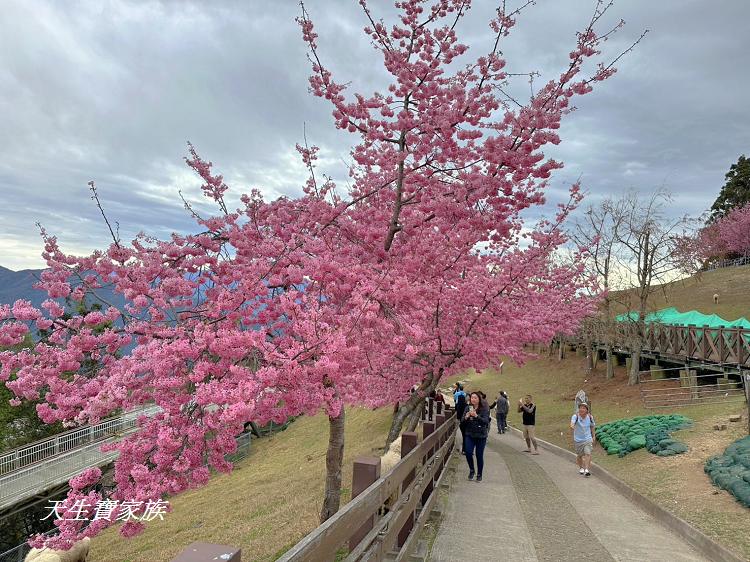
(87, 407), (392, 562)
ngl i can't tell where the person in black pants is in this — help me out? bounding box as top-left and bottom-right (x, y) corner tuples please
(455, 385), (468, 454)
(462, 392), (490, 482)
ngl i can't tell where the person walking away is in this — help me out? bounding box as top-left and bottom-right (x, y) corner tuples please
(454, 385), (468, 453)
(463, 392), (490, 482)
(571, 402), (596, 477)
(453, 382), (465, 405)
(495, 391), (509, 433)
(518, 395), (539, 454)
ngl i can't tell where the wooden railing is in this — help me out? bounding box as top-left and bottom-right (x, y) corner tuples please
(609, 323), (750, 369)
(278, 403), (457, 562)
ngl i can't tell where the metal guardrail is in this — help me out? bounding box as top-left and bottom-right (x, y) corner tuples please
(705, 255), (750, 271)
(0, 407), (161, 512)
(638, 367), (748, 409)
(0, 406), (160, 477)
(0, 528), (57, 562)
(0, 426), (254, 562)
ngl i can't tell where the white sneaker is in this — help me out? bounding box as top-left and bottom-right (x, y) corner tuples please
(584, 470), (591, 477)
(579, 468), (585, 475)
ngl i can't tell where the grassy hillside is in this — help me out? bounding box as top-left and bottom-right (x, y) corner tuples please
(88, 407), (392, 562)
(612, 264), (750, 320)
(450, 357), (750, 559)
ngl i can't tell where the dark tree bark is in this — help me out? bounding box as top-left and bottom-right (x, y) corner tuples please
(405, 403), (422, 432)
(384, 373), (437, 448)
(319, 408), (346, 523)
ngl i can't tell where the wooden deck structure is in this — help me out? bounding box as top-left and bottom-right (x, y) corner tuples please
(596, 323), (750, 373)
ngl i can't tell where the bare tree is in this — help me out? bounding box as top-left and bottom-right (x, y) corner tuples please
(612, 189), (692, 385)
(572, 196), (626, 379)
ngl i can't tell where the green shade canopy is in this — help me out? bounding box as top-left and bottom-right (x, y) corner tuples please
(615, 307), (750, 330)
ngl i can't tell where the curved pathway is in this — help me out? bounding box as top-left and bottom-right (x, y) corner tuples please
(429, 429), (708, 562)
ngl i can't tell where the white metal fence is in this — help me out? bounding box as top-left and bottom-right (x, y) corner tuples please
(0, 427), (253, 562)
(705, 255), (750, 271)
(0, 406), (160, 477)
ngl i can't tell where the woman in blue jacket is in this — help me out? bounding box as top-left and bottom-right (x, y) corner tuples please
(462, 392), (490, 482)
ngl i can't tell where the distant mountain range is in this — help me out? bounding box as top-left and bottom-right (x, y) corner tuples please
(0, 266), (48, 308)
(0, 265), (123, 310)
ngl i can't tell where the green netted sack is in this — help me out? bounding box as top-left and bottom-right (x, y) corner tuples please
(597, 415), (691, 458)
(705, 436), (750, 508)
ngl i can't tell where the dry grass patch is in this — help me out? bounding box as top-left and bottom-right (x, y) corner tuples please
(88, 407), (391, 562)
(612, 263), (750, 320)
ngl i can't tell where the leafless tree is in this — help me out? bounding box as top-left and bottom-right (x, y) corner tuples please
(612, 189), (692, 385)
(571, 196), (627, 379)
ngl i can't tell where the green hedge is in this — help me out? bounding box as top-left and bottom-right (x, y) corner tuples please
(597, 414), (691, 458)
(704, 436), (750, 508)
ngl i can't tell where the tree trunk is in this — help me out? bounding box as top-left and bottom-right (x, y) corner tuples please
(319, 408), (346, 523)
(585, 341), (594, 373)
(558, 336), (565, 361)
(628, 346), (641, 386)
(605, 345), (614, 380)
(405, 404), (422, 432)
(385, 374), (435, 448)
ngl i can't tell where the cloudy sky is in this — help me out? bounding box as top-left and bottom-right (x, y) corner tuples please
(1, 0), (748, 271)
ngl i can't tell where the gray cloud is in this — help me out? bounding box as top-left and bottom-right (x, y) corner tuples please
(1, 0), (748, 269)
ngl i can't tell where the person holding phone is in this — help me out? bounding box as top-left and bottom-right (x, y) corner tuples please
(518, 395), (539, 454)
(463, 392), (490, 481)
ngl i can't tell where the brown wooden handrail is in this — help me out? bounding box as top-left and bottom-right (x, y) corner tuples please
(278, 408), (457, 562)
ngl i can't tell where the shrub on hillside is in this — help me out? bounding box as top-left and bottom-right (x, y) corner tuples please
(596, 414), (691, 457)
(704, 436), (750, 508)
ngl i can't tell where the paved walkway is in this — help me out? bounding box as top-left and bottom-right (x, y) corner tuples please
(430, 429), (708, 562)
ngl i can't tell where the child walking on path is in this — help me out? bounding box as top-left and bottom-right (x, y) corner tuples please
(463, 392), (490, 482)
(571, 402), (596, 477)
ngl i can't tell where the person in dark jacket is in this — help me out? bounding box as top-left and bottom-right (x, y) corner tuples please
(462, 392), (490, 481)
(495, 390), (509, 434)
(518, 394), (539, 454)
(455, 386), (468, 454)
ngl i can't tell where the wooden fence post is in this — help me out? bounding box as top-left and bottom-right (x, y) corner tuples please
(428, 397), (434, 421)
(349, 457), (381, 551)
(434, 413), (446, 473)
(172, 543), (241, 561)
(435, 413), (445, 441)
(421, 421), (435, 507)
(397, 432), (419, 547)
(435, 401), (443, 416)
(732, 327), (742, 364)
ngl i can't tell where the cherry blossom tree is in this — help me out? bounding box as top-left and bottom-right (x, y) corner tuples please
(717, 203), (750, 256)
(0, 0), (638, 549)
(298, 0), (640, 439)
(673, 202), (750, 273)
